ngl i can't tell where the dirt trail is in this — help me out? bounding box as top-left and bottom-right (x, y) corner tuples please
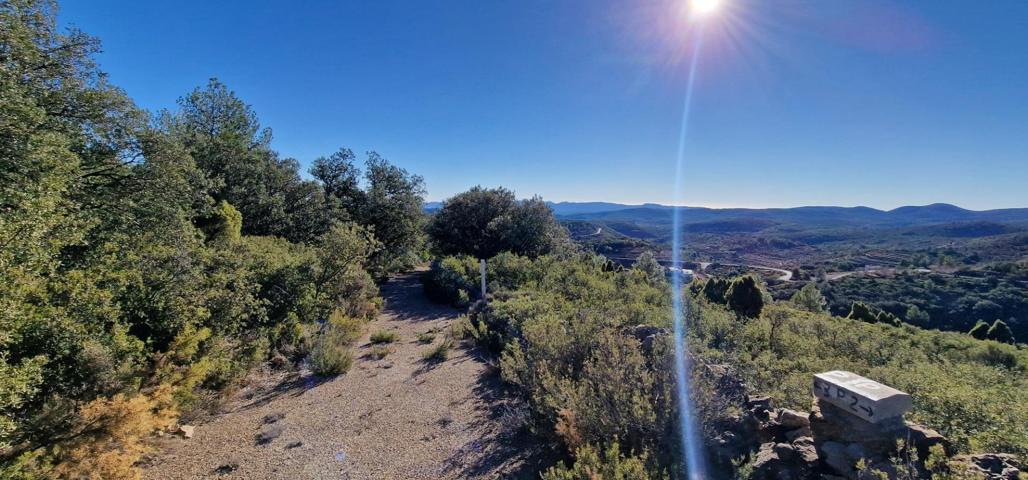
(144, 272), (542, 479)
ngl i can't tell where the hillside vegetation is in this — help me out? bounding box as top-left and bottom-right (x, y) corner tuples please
(426, 252), (1027, 476)
(423, 190), (1028, 478)
(0, 2), (424, 476)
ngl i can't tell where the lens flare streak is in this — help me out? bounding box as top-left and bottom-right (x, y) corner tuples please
(671, 27), (709, 480)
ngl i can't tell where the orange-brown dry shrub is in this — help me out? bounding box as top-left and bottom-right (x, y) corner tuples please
(51, 384), (177, 480)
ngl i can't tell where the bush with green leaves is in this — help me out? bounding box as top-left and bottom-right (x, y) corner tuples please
(0, 2), (393, 476)
(422, 255), (479, 306)
(986, 319), (1015, 344)
(790, 282), (827, 313)
(426, 186), (568, 259)
(542, 442), (666, 480)
(309, 328), (355, 377)
(450, 251), (1028, 477)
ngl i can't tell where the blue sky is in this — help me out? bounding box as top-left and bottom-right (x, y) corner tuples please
(61, 0), (1027, 209)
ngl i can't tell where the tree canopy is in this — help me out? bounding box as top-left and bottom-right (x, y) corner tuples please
(427, 186), (567, 259)
(0, 2), (422, 475)
(725, 275), (765, 318)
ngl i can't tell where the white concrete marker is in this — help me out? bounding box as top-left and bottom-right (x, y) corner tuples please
(812, 370), (912, 424)
(480, 259), (487, 300)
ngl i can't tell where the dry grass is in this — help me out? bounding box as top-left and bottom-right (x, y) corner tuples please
(368, 345), (392, 360)
(369, 330), (399, 344)
(421, 338), (453, 362)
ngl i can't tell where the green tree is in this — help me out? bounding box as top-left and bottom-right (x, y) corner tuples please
(310, 149), (426, 276)
(905, 305), (930, 325)
(725, 275), (764, 318)
(310, 148), (364, 216)
(427, 186), (565, 259)
(700, 278), (730, 304)
(790, 282), (827, 313)
(847, 302), (878, 323)
(358, 152), (426, 275)
(632, 251), (666, 287)
(986, 320), (1015, 344)
(160, 79), (334, 243)
(968, 320), (989, 340)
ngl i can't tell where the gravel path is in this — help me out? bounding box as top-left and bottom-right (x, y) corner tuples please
(144, 272), (543, 479)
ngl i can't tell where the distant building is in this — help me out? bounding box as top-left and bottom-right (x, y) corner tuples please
(668, 267), (694, 282)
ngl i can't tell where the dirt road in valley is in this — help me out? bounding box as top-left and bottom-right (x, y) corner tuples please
(144, 272), (543, 480)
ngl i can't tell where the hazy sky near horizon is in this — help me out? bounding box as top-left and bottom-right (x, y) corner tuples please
(61, 0), (1028, 210)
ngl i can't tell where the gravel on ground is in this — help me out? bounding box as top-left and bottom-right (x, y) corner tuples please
(143, 271), (545, 479)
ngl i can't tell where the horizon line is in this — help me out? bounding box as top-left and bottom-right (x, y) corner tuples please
(423, 200), (1028, 212)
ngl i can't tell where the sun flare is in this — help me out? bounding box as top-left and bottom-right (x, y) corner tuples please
(691, 0), (721, 15)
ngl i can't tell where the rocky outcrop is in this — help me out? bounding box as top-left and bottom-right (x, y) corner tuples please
(716, 393), (1019, 480)
(750, 440), (818, 480)
(951, 453), (1023, 480)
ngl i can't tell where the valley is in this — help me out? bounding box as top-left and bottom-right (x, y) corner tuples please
(561, 202), (1028, 339)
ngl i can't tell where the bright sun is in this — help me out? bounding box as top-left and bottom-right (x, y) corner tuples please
(691, 0), (721, 15)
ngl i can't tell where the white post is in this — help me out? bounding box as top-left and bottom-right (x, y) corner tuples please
(480, 259), (487, 300)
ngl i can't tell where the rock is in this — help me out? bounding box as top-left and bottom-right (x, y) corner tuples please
(751, 442), (817, 480)
(179, 424), (195, 439)
(778, 408), (810, 429)
(262, 411), (286, 425)
(746, 395), (774, 413)
(213, 463), (238, 475)
(905, 421), (952, 459)
(793, 439), (819, 465)
(811, 399), (904, 455)
(819, 441), (867, 479)
(952, 453), (1023, 480)
(785, 426), (812, 442)
(256, 424), (284, 445)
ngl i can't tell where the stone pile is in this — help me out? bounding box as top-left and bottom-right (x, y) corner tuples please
(732, 396), (1024, 480)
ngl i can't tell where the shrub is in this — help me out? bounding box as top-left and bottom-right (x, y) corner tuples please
(790, 282), (827, 313)
(848, 301), (878, 323)
(369, 330), (398, 344)
(416, 332), (436, 344)
(968, 320), (989, 340)
(326, 310), (364, 345)
(542, 442), (664, 480)
(309, 328), (354, 376)
(986, 320), (1015, 344)
(368, 345), (392, 360)
(422, 338), (453, 362)
(700, 278), (730, 304)
(422, 255), (479, 306)
(427, 187), (567, 258)
(725, 275), (765, 318)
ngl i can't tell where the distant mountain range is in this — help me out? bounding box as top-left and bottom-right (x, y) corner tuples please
(551, 202), (1028, 228)
(424, 200), (1028, 238)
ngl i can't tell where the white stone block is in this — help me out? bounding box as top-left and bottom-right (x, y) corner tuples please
(812, 370), (912, 423)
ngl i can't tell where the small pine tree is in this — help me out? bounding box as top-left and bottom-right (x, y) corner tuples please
(790, 282), (827, 313)
(632, 251), (665, 287)
(968, 320), (989, 340)
(726, 275), (764, 319)
(986, 319), (1015, 344)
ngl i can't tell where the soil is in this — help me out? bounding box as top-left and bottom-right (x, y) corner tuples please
(143, 271), (549, 479)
